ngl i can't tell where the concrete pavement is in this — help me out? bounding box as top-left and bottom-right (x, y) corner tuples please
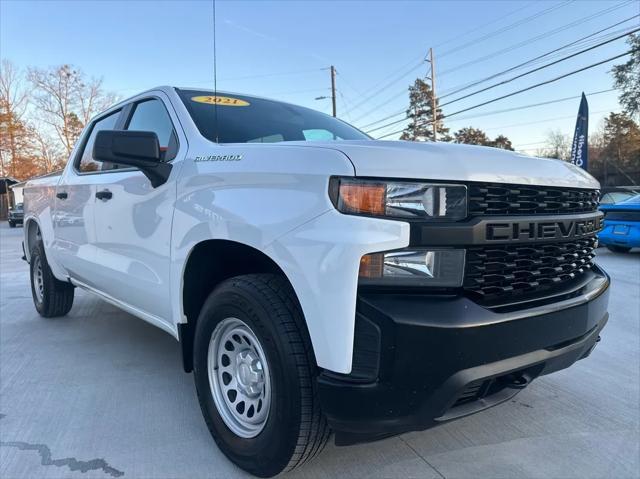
(1, 222), (638, 478)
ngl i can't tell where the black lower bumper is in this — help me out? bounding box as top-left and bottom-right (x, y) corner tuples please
(318, 266), (610, 445)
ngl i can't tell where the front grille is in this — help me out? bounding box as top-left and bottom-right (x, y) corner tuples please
(464, 236), (597, 303)
(468, 183), (599, 216)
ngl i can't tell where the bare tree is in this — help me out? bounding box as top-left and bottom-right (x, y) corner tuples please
(28, 64), (115, 156)
(0, 60), (28, 119)
(75, 76), (117, 126)
(540, 129), (571, 160)
(29, 125), (64, 174)
(0, 59), (33, 178)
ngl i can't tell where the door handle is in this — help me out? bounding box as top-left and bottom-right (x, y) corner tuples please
(96, 190), (113, 201)
(56, 192), (68, 199)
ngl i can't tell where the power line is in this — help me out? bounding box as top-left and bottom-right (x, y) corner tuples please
(365, 109), (416, 134)
(354, 58), (422, 98)
(374, 80), (621, 139)
(484, 108), (610, 132)
(344, 2), (566, 117)
(354, 1), (631, 126)
(337, 72), (373, 102)
(439, 0), (574, 58)
(448, 89), (614, 123)
(358, 108), (407, 130)
(432, 2), (536, 49)
(515, 140), (548, 148)
(440, 28), (639, 108)
(441, 50), (634, 118)
(368, 89), (614, 137)
(342, 60), (424, 117)
(438, 0), (635, 77)
(355, 6), (635, 131)
(337, 90), (354, 122)
(439, 14), (639, 99)
(357, 20), (636, 131)
(370, 49), (631, 137)
(351, 89), (410, 124)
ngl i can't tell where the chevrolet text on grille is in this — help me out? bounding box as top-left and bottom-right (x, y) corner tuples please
(486, 215), (603, 241)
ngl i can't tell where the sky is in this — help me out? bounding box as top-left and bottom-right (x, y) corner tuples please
(1, 0), (638, 152)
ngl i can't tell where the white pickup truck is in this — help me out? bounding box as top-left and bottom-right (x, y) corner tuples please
(23, 86), (609, 477)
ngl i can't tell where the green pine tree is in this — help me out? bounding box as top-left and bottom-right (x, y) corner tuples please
(612, 34), (640, 119)
(400, 79), (450, 142)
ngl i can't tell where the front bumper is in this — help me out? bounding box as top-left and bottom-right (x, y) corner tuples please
(8, 214), (23, 223)
(598, 220), (640, 248)
(318, 265), (610, 445)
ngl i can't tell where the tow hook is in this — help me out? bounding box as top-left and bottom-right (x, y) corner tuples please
(507, 373), (532, 390)
(583, 335), (602, 358)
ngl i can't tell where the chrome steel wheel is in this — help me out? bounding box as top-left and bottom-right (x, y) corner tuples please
(208, 317), (271, 438)
(33, 255), (44, 303)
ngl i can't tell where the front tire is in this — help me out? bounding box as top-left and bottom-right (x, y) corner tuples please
(193, 274), (329, 477)
(606, 245), (631, 253)
(30, 239), (74, 317)
(8, 221), (15, 228)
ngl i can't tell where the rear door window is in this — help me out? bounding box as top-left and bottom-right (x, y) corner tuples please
(76, 110), (121, 173)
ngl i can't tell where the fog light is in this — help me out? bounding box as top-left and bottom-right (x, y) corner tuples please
(359, 249), (465, 287)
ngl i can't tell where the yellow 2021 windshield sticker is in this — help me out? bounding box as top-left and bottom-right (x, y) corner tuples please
(191, 96), (250, 106)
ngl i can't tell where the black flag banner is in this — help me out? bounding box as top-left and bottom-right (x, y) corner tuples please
(570, 93), (589, 170)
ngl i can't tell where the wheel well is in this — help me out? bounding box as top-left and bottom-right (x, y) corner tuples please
(180, 240), (292, 372)
(25, 220), (41, 260)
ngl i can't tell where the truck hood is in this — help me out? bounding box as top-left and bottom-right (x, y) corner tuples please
(287, 140), (599, 189)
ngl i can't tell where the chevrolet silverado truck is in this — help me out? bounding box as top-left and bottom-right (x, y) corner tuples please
(23, 87), (610, 477)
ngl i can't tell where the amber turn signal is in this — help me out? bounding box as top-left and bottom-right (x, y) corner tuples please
(338, 182), (386, 216)
(359, 253), (385, 279)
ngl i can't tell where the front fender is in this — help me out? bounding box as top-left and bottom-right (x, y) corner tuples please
(265, 210), (409, 374)
(169, 143), (358, 337)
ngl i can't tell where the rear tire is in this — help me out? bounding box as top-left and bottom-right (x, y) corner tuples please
(606, 245), (631, 253)
(193, 274), (329, 477)
(30, 239), (74, 317)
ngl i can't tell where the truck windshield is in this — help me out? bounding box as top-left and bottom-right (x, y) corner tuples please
(176, 88), (370, 144)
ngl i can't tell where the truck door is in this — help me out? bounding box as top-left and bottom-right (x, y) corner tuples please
(52, 108), (123, 286)
(90, 93), (185, 326)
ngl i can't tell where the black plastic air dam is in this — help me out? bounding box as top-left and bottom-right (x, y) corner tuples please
(318, 266), (609, 446)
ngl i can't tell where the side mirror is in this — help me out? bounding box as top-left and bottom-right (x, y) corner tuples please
(93, 130), (172, 188)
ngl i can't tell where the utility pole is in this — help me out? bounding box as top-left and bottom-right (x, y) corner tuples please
(315, 66), (337, 117)
(427, 48), (438, 141)
(330, 65), (337, 118)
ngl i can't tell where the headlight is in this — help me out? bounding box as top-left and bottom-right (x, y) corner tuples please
(359, 249), (465, 287)
(330, 177), (467, 221)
